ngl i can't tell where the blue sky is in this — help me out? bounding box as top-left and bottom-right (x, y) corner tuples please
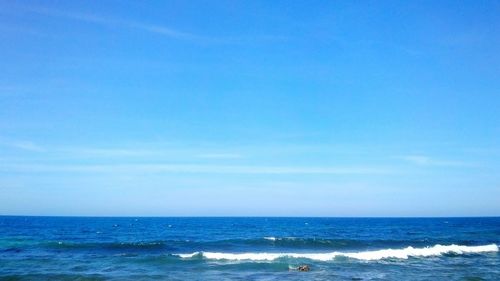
(0, 0), (499, 216)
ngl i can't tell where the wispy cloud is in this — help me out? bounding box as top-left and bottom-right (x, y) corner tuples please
(16, 5), (287, 45)
(0, 163), (392, 175)
(196, 153), (242, 159)
(59, 146), (245, 160)
(398, 155), (476, 167)
(0, 139), (45, 152)
(22, 6), (207, 42)
(61, 147), (153, 157)
(1, 140), (245, 160)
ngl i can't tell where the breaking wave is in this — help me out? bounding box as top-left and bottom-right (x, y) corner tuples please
(176, 244), (498, 261)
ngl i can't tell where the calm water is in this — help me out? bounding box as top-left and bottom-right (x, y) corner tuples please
(0, 217), (499, 280)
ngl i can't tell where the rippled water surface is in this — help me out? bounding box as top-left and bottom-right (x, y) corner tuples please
(0, 217), (499, 280)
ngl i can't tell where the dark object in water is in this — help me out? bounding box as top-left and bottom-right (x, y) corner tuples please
(298, 265), (310, 272)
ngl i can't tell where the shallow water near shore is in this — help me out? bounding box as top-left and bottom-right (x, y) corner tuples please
(1, 217), (499, 280)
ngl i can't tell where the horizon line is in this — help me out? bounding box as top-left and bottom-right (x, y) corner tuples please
(1, 215), (499, 218)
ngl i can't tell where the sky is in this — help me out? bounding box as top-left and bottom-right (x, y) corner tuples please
(0, 0), (499, 216)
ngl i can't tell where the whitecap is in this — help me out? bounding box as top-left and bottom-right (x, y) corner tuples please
(176, 244), (498, 261)
(263, 237), (277, 241)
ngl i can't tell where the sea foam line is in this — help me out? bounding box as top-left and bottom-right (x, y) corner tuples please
(176, 244), (498, 261)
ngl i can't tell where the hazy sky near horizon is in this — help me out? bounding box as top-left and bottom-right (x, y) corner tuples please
(1, 0), (499, 216)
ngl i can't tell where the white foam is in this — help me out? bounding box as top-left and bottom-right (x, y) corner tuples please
(263, 237), (298, 241)
(176, 244), (498, 261)
(263, 237), (277, 241)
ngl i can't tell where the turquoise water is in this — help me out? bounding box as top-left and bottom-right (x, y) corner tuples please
(0, 217), (499, 280)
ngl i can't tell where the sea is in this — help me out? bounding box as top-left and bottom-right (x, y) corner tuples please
(0, 216), (499, 280)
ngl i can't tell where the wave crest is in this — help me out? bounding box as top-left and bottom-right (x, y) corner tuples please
(176, 244), (498, 261)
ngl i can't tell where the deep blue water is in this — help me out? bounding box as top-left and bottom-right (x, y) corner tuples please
(0, 217), (499, 280)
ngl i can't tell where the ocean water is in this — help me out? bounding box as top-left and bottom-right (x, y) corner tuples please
(0, 217), (499, 280)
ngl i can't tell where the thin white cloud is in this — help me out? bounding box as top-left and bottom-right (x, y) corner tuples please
(400, 155), (431, 165)
(59, 146), (244, 159)
(23, 6), (205, 42)
(17, 5), (286, 45)
(0, 139), (45, 152)
(197, 153), (242, 159)
(0, 163), (392, 175)
(61, 147), (153, 157)
(398, 155), (475, 167)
